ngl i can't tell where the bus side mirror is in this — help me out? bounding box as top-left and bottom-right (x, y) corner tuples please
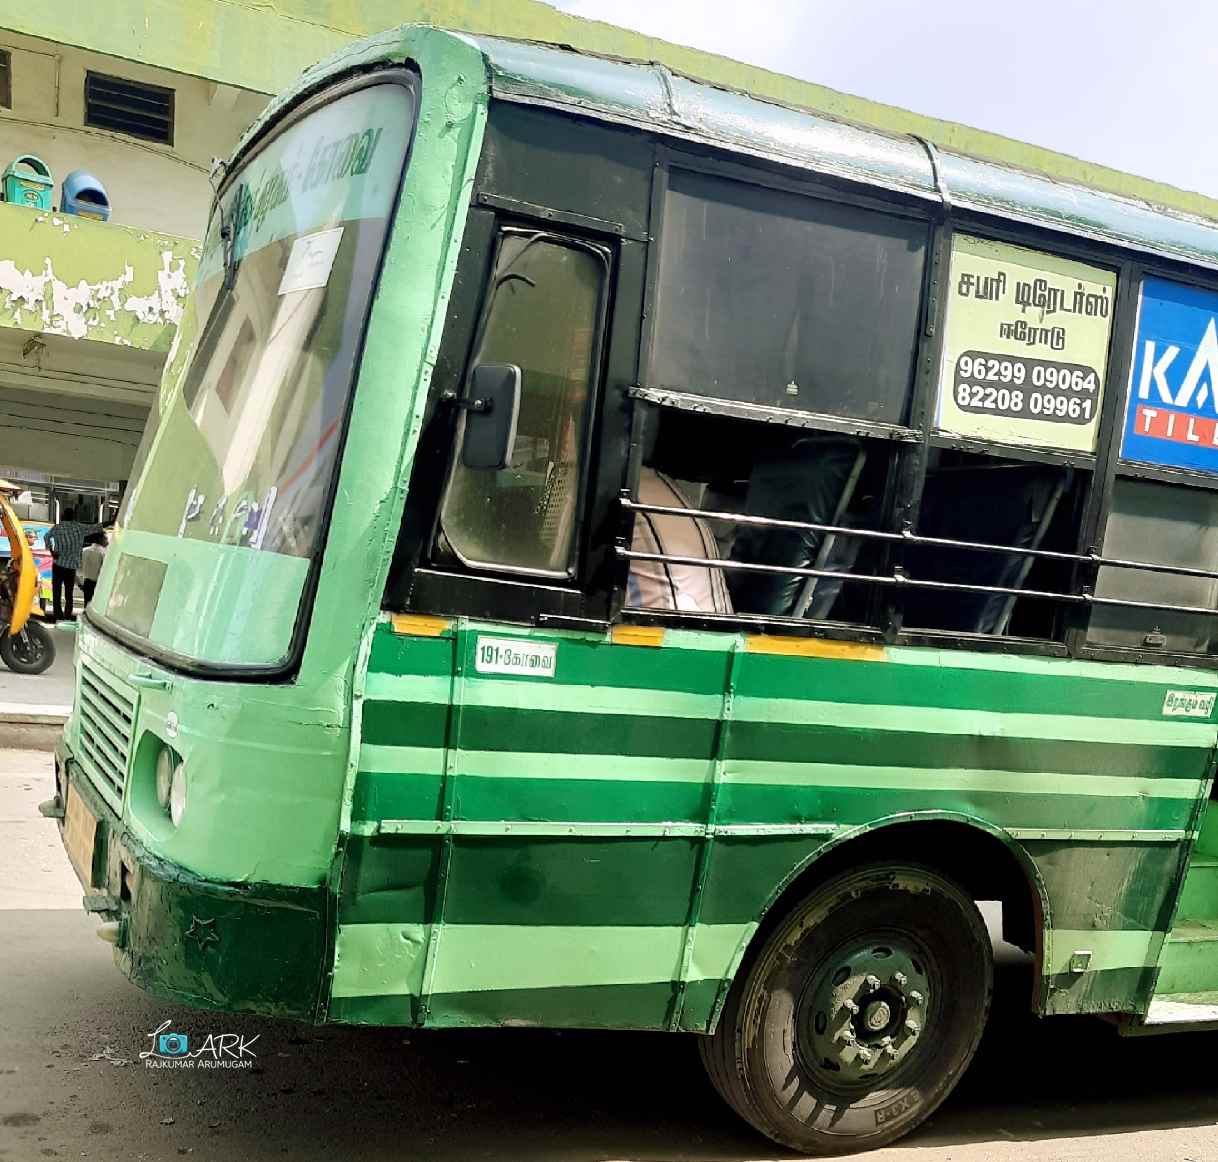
(460, 363), (521, 471)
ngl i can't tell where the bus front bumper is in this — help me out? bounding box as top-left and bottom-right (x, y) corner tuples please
(50, 739), (329, 1021)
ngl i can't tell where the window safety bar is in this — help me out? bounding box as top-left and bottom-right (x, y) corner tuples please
(620, 496), (1218, 585)
(617, 548), (1218, 620)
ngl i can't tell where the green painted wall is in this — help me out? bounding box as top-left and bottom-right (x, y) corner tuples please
(0, 202), (198, 351)
(6, 0), (1218, 224)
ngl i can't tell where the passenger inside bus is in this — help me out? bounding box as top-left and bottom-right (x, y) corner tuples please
(627, 407), (889, 622)
(627, 466), (733, 613)
(628, 409), (1089, 638)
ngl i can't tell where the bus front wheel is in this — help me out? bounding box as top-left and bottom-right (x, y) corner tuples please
(701, 862), (992, 1155)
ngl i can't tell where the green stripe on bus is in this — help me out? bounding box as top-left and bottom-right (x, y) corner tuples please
(349, 754), (1200, 827)
(328, 991), (417, 1025)
(452, 774), (708, 824)
(461, 676), (723, 718)
(718, 783), (1196, 831)
(452, 750), (712, 782)
(358, 744), (446, 775)
(367, 630), (453, 678)
(333, 921), (429, 999)
(724, 761), (1201, 799)
(733, 695), (1217, 747)
(362, 701), (448, 749)
(349, 759), (1199, 831)
(364, 672), (450, 704)
(424, 982), (683, 1028)
(361, 676), (1213, 747)
(726, 720), (1207, 779)
(456, 707), (719, 758)
(337, 835), (438, 925)
(339, 834), (699, 927)
(360, 702), (1209, 776)
(333, 921), (751, 997)
(734, 652), (1218, 719)
(351, 770), (443, 824)
(887, 646), (1218, 687)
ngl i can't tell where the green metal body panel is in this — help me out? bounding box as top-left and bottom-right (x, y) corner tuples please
(327, 620), (1218, 1028)
(56, 26), (1218, 1033)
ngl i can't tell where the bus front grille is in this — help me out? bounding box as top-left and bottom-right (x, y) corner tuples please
(77, 660), (135, 811)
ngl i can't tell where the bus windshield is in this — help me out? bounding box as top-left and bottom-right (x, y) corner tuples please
(103, 77), (416, 669)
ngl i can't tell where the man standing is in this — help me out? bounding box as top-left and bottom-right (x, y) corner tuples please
(45, 507), (102, 621)
(80, 532), (107, 608)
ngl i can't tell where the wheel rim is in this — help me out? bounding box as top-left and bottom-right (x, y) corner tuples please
(10, 628), (46, 666)
(795, 930), (934, 1094)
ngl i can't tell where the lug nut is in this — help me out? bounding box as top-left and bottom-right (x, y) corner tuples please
(856, 1048), (875, 1065)
(883, 1043), (898, 1058)
(905, 1019), (920, 1035)
(865, 974), (881, 991)
(893, 972), (908, 988)
(842, 998), (859, 1014)
(838, 1028), (856, 1044)
(909, 990), (924, 1005)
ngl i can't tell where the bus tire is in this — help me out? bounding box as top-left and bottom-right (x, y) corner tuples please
(700, 861), (992, 1155)
(0, 621), (55, 675)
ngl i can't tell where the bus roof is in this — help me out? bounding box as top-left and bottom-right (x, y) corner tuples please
(245, 24), (1218, 274)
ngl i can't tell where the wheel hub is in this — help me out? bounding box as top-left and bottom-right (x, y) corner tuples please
(798, 937), (932, 1086)
(862, 999), (891, 1032)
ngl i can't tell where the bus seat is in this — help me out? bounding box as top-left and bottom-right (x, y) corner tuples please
(729, 437), (865, 618)
(904, 464), (1071, 635)
(801, 520), (865, 620)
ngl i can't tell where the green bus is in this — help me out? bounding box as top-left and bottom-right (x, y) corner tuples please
(46, 24), (1218, 1154)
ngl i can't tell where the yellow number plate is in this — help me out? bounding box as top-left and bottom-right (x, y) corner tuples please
(63, 784), (97, 887)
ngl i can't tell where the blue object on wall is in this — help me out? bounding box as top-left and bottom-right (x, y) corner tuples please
(60, 170), (110, 221)
(1122, 276), (1218, 475)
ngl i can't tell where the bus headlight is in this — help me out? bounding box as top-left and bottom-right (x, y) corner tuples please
(169, 759), (188, 828)
(155, 746), (176, 809)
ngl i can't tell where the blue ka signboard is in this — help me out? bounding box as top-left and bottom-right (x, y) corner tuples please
(1123, 276), (1218, 474)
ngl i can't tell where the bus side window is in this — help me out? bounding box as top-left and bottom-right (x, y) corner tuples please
(438, 232), (608, 577)
(626, 407), (893, 627)
(903, 450), (1087, 639)
(728, 434), (874, 620)
(906, 453), (1086, 638)
(1088, 477), (1218, 654)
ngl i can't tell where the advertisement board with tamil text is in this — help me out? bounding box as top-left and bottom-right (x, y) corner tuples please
(935, 235), (1116, 453)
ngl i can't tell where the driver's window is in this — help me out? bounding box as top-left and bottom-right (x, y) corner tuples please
(438, 232), (608, 576)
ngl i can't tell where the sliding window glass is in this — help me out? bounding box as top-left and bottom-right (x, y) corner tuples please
(650, 167), (928, 425)
(1088, 480), (1218, 655)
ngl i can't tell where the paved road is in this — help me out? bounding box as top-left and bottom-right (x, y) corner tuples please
(3, 750), (1218, 1162)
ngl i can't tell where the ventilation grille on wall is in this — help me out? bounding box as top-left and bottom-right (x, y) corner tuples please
(0, 50), (11, 110)
(84, 71), (174, 145)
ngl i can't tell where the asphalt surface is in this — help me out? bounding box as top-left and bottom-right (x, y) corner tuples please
(4, 750), (1218, 1161)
